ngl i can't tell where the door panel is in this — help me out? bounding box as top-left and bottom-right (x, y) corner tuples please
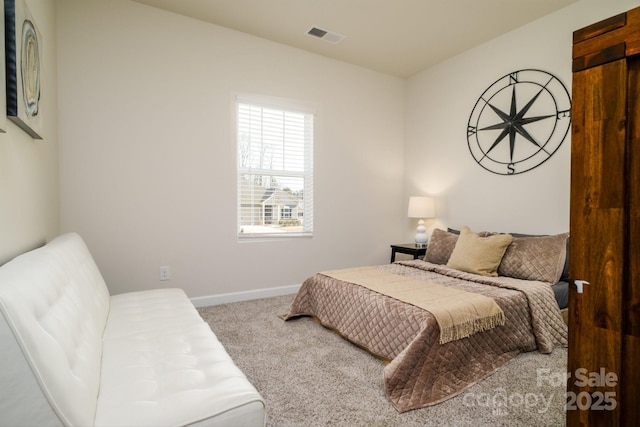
(570, 7), (640, 426)
(568, 60), (626, 427)
(621, 54), (640, 424)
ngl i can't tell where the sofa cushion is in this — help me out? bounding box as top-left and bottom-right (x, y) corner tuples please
(0, 233), (110, 427)
(95, 288), (265, 427)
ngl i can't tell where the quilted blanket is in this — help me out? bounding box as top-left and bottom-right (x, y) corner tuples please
(283, 260), (568, 412)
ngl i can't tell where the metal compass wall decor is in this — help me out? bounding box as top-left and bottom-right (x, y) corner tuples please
(466, 69), (571, 175)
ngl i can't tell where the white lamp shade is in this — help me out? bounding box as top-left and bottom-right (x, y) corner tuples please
(408, 196), (435, 219)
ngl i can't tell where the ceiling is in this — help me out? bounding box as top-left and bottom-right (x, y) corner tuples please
(133, 0), (579, 78)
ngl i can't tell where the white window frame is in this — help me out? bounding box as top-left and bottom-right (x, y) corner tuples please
(236, 94), (314, 240)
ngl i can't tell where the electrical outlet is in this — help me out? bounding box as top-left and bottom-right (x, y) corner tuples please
(160, 266), (171, 281)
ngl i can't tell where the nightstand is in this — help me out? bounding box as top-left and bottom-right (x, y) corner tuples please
(390, 243), (427, 263)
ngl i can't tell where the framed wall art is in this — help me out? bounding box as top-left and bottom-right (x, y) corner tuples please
(4, 0), (42, 139)
(0, 2), (6, 134)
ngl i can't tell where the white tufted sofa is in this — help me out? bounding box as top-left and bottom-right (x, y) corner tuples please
(0, 233), (265, 427)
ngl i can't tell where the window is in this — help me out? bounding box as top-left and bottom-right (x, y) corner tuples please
(237, 97), (314, 239)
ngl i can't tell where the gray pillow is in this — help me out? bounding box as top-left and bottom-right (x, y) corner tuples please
(498, 233), (569, 284)
(424, 228), (458, 265)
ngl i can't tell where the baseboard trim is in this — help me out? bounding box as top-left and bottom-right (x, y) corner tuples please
(190, 284), (301, 308)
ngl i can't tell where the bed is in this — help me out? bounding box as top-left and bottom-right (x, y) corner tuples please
(283, 227), (569, 412)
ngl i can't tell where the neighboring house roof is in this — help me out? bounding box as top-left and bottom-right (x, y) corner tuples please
(239, 177), (301, 207)
(262, 189), (298, 207)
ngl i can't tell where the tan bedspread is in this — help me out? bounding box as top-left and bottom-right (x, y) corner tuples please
(284, 260), (568, 412)
(321, 266), (505, 344)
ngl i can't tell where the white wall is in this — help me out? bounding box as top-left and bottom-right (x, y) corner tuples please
(57, 1), (405, 297)
(0, 0), (58, 264)
(56, 0), (639, 298)
(404, 0), (638, 237)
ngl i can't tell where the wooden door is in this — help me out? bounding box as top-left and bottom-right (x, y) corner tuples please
(569, 7), (640, 426)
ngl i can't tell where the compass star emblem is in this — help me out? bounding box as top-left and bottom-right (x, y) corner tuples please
(482, 86), (555, 163)
(467, 69), (571, 175)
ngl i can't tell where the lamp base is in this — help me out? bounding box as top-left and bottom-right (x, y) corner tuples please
(414, 219), (428, 246)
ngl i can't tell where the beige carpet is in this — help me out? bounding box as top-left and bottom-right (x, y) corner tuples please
(198, 294), (567, 427)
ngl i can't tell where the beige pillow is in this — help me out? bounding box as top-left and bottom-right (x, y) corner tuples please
(425, 228), (494, 264)
(498, 233), (569, 284)
(447, 226), (513, 277)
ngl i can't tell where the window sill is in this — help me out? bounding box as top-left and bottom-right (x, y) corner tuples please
(237, 232), (313, 242)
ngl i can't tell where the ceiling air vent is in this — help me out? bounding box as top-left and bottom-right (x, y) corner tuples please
(306, 26), (345, 44)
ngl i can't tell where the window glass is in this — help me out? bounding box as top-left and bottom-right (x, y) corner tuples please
(237, 100), (313, 239)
